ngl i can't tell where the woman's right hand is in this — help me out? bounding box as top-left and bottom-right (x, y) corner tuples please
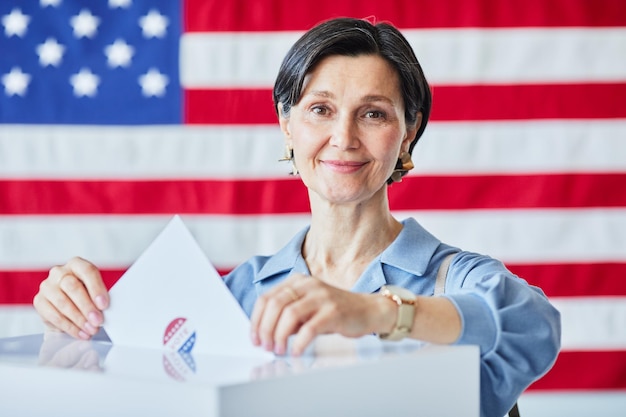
(33, 257), (109, 340)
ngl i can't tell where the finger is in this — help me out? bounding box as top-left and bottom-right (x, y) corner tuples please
(33, 295), (90, 340)
(273, 296), (318, 355)
(66, 257), (109, 310)
(44, 271), (99, 337)
(58, 272), (104, 332)
(291, 309), (332, 356)
(37, 264), (97, 336)
(256, 286), (303, 352)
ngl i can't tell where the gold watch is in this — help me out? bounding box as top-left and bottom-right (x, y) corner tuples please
(378, 285), (417, 341)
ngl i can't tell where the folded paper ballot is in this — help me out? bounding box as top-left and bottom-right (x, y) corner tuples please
(104, 215), (272, 359)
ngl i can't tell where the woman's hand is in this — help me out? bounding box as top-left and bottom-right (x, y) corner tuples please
(250, 274), (396, 356)
(33, 257), (109, 340)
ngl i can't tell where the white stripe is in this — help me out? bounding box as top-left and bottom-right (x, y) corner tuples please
(180, 28), (626, 87)
(519, 392), (626, 417)
(1, 209), (624, 270)
(553, 297), (626, 351)
(0, 307), (44, 339)
(2, 120), (626, 179)
(3, 298), (626, 351)
(401, 208), (626, 264)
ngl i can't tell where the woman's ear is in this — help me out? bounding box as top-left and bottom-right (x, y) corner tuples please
(277, 103), (293, 146)
(402, 112), (422, 151)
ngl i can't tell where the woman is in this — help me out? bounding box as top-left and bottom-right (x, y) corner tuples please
(34, 18), (560, 417)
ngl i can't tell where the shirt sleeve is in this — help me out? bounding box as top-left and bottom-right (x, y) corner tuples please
(443, 252), (561, 417)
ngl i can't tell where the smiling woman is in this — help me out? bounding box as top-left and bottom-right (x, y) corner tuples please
(281, 54), (413, 207)
(33, 17), (560, 417)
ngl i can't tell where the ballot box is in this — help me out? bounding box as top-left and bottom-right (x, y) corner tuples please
(0, 332), (479, 417)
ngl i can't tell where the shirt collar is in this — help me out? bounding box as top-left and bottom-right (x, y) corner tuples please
(253, 225), (310, 284)
(252, 217), (441, 285)
(379, 217), (441, 276)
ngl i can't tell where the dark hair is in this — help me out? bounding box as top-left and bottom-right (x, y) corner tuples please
(273, 17), (432, 155)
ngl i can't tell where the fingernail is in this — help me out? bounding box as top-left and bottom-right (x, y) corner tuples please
(250, 331), (260, 345)
(88, 311), (102, 327)
(78, 330), (90, 340)
(95, 295), (107, 310)
(84, 322), (98, 335)
(274, 344), (285, 355)
(262, 340), (273, 352)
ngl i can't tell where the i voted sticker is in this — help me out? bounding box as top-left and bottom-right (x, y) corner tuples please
(162, 317), (196, 381)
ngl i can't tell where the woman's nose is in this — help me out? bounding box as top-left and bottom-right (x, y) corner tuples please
(328, 115), (359, 150)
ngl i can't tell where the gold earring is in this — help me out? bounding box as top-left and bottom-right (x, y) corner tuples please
(278, 145), (298, 175)
(390, 151), (414, 183)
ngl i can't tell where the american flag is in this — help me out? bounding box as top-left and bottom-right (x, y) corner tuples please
(1, 0), (625, 411)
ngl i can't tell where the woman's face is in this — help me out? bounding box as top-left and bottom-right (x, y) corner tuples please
(280, 54), (417, 206)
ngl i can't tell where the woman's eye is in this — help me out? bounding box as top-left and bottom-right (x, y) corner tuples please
(365, 110), (385, 119)
(311, 106), (328, 115)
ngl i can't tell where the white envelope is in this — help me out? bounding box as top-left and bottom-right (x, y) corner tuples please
(103, 215), (272, 359)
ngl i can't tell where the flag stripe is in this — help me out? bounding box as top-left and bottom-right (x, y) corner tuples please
(0, 304), (624, 391)
(4, 263), (626, 305)
(185, 84), (626, 125)
(2, 121), (626, 178)
(551, 297), (626, 350)
(508, 263), (626, 298)
(4, 283), (626, 351)
(2, 210), (624, 270)
(528, 351), (626, 390)
(2, 173), (625, 215)
(184, 0), (626, 31)
(181, 29), (626, 87)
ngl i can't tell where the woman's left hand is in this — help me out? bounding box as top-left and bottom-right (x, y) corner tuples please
(249, 274), (394, 356)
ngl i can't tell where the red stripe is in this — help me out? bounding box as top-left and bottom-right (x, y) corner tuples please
(185, 0), (626, 31)
(528, 350), (626, 390)
(2, 174), (625, 215)
(0, 270), (124, 305)
(507, 263), (626, 297)
(185, 84), (626, 125)
(3, 263), (626, 304)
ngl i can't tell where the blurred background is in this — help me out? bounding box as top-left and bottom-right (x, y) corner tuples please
(1, 0), (625, 415)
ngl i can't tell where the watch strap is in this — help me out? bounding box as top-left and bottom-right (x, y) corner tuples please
(378, 286), (416, 341)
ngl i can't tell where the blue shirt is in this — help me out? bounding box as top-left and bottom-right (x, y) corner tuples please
(224, 217), (561, 417)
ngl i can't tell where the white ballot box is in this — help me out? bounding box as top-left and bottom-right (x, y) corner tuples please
(0, 332), (479, 417)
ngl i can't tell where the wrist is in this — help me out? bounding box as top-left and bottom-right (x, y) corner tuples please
(373, 292), (397, 335)
(377, 285), (417, 341)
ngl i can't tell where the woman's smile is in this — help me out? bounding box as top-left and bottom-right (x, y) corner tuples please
(320, 159), (368, 173)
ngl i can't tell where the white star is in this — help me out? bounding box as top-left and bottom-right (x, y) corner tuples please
(2, 8), (30, 37)
(109, 0), (132, 8)
(70, 68), (100, 97)
(105, 39), (134, 68)
(36, 38), (65, 67)
(139, 9), (168, 38)
(139, 68), (168, 97)
(2, 67), (31, 96)
(70, 9), (100, 39)
(40, 0), (62, 7)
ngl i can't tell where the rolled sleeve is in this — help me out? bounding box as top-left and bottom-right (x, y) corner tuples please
(446, 254), (561, 417)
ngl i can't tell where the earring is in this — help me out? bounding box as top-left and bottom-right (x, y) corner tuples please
(278, 145), (298, 175)
(390, 151), (414, 183)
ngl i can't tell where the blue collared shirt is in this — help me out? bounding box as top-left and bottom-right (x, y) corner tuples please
(224, 217), (561, 417)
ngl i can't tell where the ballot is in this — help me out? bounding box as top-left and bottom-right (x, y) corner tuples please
(104, 215), (271, 359)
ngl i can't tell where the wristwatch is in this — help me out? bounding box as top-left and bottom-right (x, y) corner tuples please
(378, 285), (417, 341)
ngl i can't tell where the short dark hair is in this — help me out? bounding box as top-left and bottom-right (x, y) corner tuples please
(273, 17), (432, 154)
